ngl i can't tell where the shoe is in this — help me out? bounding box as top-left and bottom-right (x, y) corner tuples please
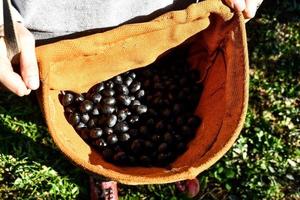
(175, 178), (200, 198)
(90, 176), (119, 200)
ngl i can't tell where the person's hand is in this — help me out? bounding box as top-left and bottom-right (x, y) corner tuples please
(0, 22), (39, 96)
(224, 0), (263, 19)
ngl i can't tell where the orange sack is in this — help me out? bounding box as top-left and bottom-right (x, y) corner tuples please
(36, 0), (249, 185)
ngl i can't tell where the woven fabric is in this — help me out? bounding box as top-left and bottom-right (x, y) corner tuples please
(36, 0), (249, 185)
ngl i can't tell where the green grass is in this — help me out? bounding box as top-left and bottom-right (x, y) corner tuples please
(0, 0), (299, 199)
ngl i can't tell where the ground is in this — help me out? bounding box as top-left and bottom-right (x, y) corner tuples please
(0, 0), (299, 199)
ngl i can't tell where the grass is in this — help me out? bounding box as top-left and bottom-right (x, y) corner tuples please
(0, 0), (299, 199)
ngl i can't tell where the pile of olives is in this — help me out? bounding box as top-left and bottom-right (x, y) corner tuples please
(60, 52), (202, 167)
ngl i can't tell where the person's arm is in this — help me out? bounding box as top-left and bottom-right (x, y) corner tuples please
(0, 0), (39, 96)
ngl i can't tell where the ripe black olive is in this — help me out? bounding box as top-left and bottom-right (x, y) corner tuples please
(119, 133), (130, 142)
(102, 148), (114, 160)
(117, 95), (131, 106)
(68, 112), (80, 126)
(130, 81), (141, 93)
(98, 104), (115, 114)
(90, 128), (103, 139)
(80, 113), (90, 124)
(102, 89), (115, 97)
(61, 92), (74, 106)
(114, 121), (129, 133)
(124, 77), (133, 86)
(113, 75), (123, 84)
(136, 90), (145, 99)
(107, 134), (118, 145)
(107, 115), (117, 128)
(103, 97), (116, 105)
(91, 93), (102, 103)
(134, 105), (147, 114)
(79, 100), (94, 113)
(117, 109), (127, 121)
(105, 81), (114, 89)
(116, 85), (129, 95)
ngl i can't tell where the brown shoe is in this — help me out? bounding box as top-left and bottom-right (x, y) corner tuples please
(175, 178), (200, 198)
(90, 176), (119, 200)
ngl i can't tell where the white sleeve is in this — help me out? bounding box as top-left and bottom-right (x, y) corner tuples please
(0, 0), (24, 26)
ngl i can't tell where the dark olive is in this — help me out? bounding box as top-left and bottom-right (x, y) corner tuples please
(119, 133), (131, 142)
(74, 94), (85, 104)
(76, 122), (87, 130)
(177, 142), (187, 153)
(131, 139), (142, 154)
(117, 109), (127, 121)
(128, 129), (138, 137)
(114, 121), (129, 133)
(94, 138), (107, 148)
(181, 125), (193, 138)
(134, 105), (147, 114)
(80, 113), (90, 123)
(117, 95), (131, 106)
(146, 118), (155, 127)
(102, 89), (115, 97)
(87, 118), (97, 128)
(136, 90), (145, 99)
(90, 128), (103, 139)
(98, 116), (107, 126)
(124, 77), (133, 86)
(151, 134), (161, 143)
(107, 134), (118, 145)
(64, 106), (75, 114)
(128, 115), (139, 124)
(91, 93), (102, 103)
(91, 108), (100, 115)
(128, 72), (136, 79)
(139, 126), (148, 137)
(157, 153), (168, 165)
(107, 114), (117, 128)
(148, 108), (158, 117)
(99, 104), (115, 114)
(131, 100), (141, 106)
(79, 100), (94, 113)
(103, 97), (116, 105)
(173, 103), (182, 114)
(116, 85), (129, 95)
(102, 148), (114, 160)
(163, 132), (173, 144)
(130, 81), (141, 93)
(62, 92), (74, 106)
(68, 112), (80, 126)
(104, 127), (114, 136)
(144, 140), (154, 151)
(155, 120), (165, 131)
(158, 143), (168, 153)
(187, 116), (201, 128)
(161, 108), (171, 117)
(94, 83), (105, 92)
(105, 81), (114, 89)
(113, 75), (123, 84)
(175, 117), (185, 126)
(113, 151), (127, 164)
(143, 79), (151, 88)
(139, 155), (151, 166)
(79, 128), (89, 141)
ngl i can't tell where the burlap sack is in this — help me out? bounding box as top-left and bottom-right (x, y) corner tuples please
(36, 0), (248, 185)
